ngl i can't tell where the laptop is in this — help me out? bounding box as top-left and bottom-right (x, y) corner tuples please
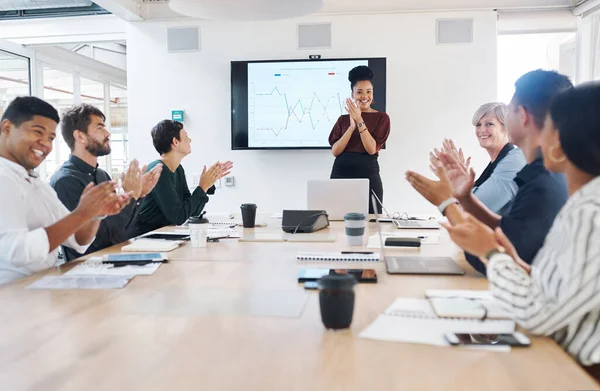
(371, 191), (440, 229)
(372, 196), (463, 275)
(307, 179), (369, 221)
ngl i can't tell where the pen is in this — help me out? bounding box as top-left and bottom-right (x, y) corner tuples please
(341, 251), (374, 254)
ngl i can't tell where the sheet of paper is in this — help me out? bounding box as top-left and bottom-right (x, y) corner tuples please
(359, 298), (515, 351)
(238, 233), (284, 242)
(283, 233), (337, 242)
(367, 233), (439, 248)
(27, 275), (131, 289)
(65, 262), (161, 277)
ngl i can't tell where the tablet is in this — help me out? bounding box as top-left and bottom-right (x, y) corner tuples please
(103, 253), (168, 264)
(142, 233), (190, 241)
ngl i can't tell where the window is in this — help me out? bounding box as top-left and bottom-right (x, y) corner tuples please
(109, 84), (128, 177)
(498, 32), (576, 102)
(80, 76), (107, 170)
(594, 15), (600, 81)
(0, 50), (30, 117)
(42, 67), (74, 177)
(37, 69), (128, 180)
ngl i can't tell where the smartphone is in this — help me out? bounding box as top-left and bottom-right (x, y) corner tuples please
(385, 237), (421, 247)
(297, 269), (377, 283)
(445, 332), (531, 347)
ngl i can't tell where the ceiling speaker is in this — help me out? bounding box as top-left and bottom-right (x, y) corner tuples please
(167, 27), (200, 53)
(436, 19), (473, 45)
(297, 23), (332, 49)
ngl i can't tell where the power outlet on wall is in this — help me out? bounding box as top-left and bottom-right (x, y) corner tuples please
(224, 176), (235, 187)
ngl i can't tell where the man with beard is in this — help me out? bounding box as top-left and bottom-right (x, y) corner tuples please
(50, 104), (162, 261)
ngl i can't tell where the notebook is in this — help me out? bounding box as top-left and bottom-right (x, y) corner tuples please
(121, 239), (183, 252)
(297, 252), (380, 262)
(359, 298), (515, 347)
(208, 227), (241, 239)
(65, 261), (162, 277)
(425, 290), (512, 320)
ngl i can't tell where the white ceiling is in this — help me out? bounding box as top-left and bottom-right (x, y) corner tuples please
(168, 0), (323, 20)
(318, 0), (576, 13)
(126, 0), (582, 21)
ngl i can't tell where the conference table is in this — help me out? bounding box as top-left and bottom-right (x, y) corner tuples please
(0, 217), (598, 391)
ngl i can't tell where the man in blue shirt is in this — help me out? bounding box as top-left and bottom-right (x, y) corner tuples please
(405, 70), (571, 274)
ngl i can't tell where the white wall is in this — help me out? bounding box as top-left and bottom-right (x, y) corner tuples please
(127, 11), (497, 215)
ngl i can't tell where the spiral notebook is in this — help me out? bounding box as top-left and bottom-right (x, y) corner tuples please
(425, 290), (512, 320)
(360, 298), (515, 347)
(297, 252), (380, 262)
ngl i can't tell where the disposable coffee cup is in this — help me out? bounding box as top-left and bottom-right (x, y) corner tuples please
(318, 274), (356, 330)
(344, 212), (366, 246)
(240, 203), (257, 228)
(188, 216), (209, 248)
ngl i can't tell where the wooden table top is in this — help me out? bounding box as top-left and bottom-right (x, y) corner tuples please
(0, 219), (597, 391)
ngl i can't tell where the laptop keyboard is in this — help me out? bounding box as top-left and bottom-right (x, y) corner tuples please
(395, 220), (423, 228)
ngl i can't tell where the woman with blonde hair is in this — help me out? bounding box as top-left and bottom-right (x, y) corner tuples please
(432, 102), (526, 214)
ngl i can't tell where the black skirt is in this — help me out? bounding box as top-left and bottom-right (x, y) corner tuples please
(330, 152), (383, 214)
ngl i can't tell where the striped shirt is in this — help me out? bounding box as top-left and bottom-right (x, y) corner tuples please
(487, 175), (600, 365)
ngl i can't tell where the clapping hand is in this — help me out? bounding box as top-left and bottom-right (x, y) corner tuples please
(217, 160), (234, 180)
(429, 139), (471, 177)
(438, 151), (476, 199)
(76, 182), (132, 220)
(345, 98), (362, 123)
(440, 213), (498, 258)
(405, 162), (453, 207)
(140, 163), (163, 198)
(199, 160), (234, 191)
(120, 159), (143, 200)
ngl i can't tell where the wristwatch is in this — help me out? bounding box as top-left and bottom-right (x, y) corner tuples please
(482, 247), (505, 263)
(437, 197), (459, 215)
(357, 121), (365, 129)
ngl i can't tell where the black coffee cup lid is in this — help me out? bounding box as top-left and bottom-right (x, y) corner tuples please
(318, 274), (356, 289)
(188, 216), (209, 224)
(241, 203), (257, 208)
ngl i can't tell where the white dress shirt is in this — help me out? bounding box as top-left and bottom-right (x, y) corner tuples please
(0, 156), (92, 285)
(487, 175), (600, 365)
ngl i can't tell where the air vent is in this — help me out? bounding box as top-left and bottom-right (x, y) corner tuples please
(167, 27), (200, 53)
(436, 19), (473, 45)
(297, 23), (332, 50)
